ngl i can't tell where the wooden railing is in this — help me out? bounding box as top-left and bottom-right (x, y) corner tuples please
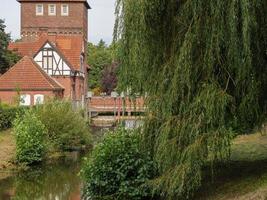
(88, 96), (145, 113)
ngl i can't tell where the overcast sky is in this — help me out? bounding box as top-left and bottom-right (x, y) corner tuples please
(0, 0), (116, 44)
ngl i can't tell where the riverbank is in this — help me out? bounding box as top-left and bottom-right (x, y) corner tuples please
(1, 128), (267, 199)
(0, 129), (16, 172)
(0, 129), (89, 181)
(196, 159), (267, 200)
(196, 129), (267, 200)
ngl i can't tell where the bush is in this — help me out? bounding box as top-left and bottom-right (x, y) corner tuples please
(14, 110), (47, 165)
(0, 104), (26, 131)
(35, 100), (91, 151)
(92, 87), (102, 96)
(81, 128), (156, 200)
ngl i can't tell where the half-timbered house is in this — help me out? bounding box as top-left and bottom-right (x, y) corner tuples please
(0, 0), (90, 107)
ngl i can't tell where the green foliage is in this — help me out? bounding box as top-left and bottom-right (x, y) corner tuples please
(87, 40), (119, 92)
(81, 128), (156, 200)
(14, 110), (47, 165)
(35, 100), (91, 151)
(0, 103), (26, 131)
(114, 0), (267, 199)
(0, 19), (21, 74)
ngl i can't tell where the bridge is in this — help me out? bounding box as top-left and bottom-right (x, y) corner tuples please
(87, 96), (145, 126)
(88, 96), (145, 115)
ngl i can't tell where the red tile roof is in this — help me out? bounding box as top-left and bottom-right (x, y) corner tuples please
(0, 56), (64, 91)
(55, 35), (84, 71)
(9, 37), (47, 58)
(9, 34), (84, 71)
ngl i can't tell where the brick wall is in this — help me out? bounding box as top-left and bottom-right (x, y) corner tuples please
(21, 2), (88, 40)
(53, 76), (72, 99)
(0, 90), (61, 105)
(53, 76), (85, 101)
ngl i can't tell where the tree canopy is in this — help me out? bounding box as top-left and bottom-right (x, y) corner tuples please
(0, 19), (20, 74)
(87, 40), (119, 95)
(114, 0), (267, 199)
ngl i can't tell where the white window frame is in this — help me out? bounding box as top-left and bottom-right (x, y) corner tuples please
(61, 4), (69, 16)
(48, 4), (56, 16)
(36, 4), (44, 16)
(20, 94), (31, 106)
(34, 94), (44, 105)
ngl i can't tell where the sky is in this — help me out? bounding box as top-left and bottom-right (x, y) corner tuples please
(0, 0), (116, 44)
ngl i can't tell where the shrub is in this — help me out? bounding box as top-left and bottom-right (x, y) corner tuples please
(81, 128), (156, 200)
(35, 100), (91, 151)
(92, 87), (102, 96)
(0, 104), (26, 131)
(14, 110), (47, 165)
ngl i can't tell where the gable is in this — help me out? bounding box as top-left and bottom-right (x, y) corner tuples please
(34, 42), (72, 76)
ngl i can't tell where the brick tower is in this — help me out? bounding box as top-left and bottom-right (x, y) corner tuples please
(18, 0), (90, 42)
(0, 0), (91, 108)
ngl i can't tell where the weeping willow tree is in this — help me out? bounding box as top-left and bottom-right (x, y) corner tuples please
(114, 0), (267, 199)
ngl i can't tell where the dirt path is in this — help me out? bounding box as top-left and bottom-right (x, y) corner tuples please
(0, 129), (16, 170)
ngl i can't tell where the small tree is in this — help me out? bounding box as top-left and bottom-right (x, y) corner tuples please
(35, 100), (91, 151)
(101, 62), (118, 95)
(14, 110), (47, 165)
(81, 128), (156, 200)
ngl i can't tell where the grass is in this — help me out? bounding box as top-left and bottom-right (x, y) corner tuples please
(0, 129), (15, 168)
(195, 128), (267, 200)
(231, 132), (267, 162)
(0, 129), (17, 181)
(196, 161), (267, 200)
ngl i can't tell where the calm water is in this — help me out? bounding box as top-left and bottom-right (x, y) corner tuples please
(0, 127), (109, 200)
(0, 152), (83, 200)
(0, 121), (139, 200)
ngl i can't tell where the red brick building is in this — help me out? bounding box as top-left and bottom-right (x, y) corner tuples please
(0, 0), (90, 107)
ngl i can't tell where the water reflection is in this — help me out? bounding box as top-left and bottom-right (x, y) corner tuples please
(0, 153), (82, 200)
(0, 121), (142, 200)
(123, 119), (143, 129)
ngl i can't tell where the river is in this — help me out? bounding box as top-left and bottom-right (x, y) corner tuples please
(2, 120), (266, 200)
(0, 151), (83, 200)
(0, 120), (142, 200)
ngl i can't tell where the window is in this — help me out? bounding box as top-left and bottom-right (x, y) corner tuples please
(61, 4), (69, 16)
(20, 94), (31, 106)
(43, 49), (53, 75)
(36, 4), (43, 16)
(48, 4), (56, 16)
(80, 55), (84, 72)
(34, 94), (44, 105)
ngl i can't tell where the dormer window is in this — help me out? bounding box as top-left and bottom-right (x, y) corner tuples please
(36, 4), (43, 16)
(48, 4), (56, 16)
(61, 4), (69, 16)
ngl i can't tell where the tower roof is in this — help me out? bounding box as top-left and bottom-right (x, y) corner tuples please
(17, 0), (91, 9)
